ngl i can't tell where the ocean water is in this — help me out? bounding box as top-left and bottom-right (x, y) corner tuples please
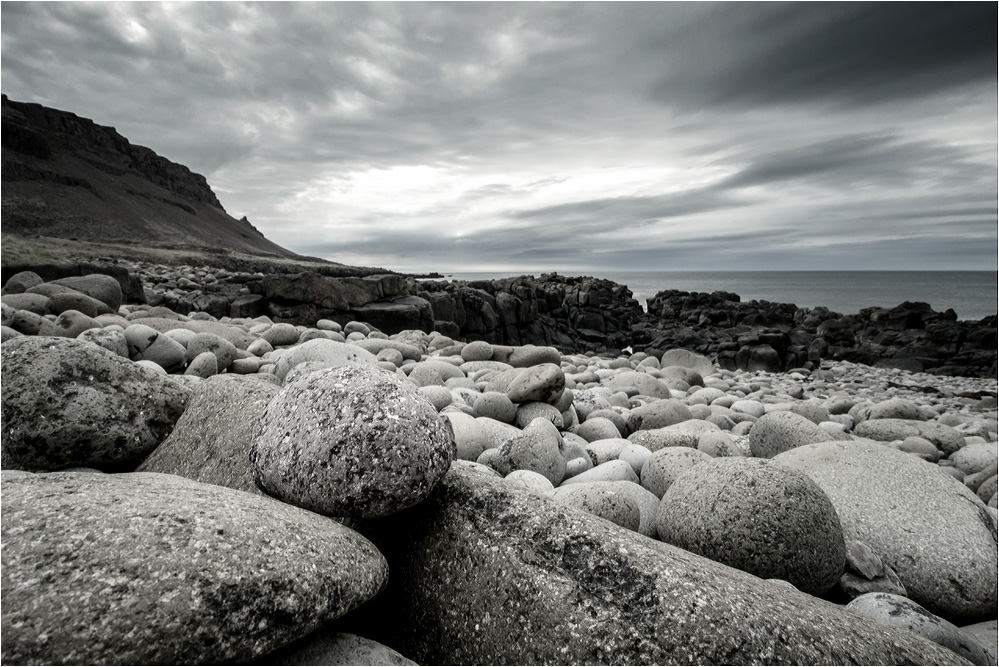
(429, 271), (998, 322)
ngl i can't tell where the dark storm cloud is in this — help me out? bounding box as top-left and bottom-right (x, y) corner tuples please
(1, 2), (995, 271)
(648, 2), (998, 107)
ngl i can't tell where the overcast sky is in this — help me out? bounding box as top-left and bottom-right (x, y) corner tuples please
(2, 2), (996, 272)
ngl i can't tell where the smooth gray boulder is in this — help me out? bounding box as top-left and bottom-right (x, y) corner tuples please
(273, 338), (378, 382)
(657, 457), (846, 595)
(1, 337), (190, 471)
(51, 273), (123, 311)
(137, 375), (280, 494)
(776, 440), (997, 622)
(625, 398), (694, 433)
(481, 418), (566, 485)
(846, 593), (995, 665)
(252, 365), (455, 518)
(748, 410), (839, 458)
(854, 419), (966, 456)
(125, 323), (188, 372)
(0, 471), (388, 666)
(350, 465), (966, 666)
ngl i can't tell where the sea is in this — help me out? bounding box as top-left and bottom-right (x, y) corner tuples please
(424, 271), (998, 322)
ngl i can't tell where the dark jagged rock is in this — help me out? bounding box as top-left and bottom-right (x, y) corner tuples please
(642, 289), (996, 379)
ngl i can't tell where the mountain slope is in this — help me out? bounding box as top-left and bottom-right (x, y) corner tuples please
(1, 95), (296, 258)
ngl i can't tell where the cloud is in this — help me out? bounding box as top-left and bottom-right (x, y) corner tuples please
(1, 2), (995, 273)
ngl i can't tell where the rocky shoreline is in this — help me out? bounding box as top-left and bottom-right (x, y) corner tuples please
(1, 264), (997, 665)
(3, 259), (996, 379)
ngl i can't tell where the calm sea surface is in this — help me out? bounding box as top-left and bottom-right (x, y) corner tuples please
(429, 271), (998, 321)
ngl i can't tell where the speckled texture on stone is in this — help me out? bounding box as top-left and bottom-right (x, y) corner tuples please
(775, 440), (998, 622)
(252, 365), (456, 518)
(505, 363), (565, 405)
(657, 457), (846, 595)
(0, 471), (389, 666)
(350, 465), (967, 666)
(748, 410), (839, 458)
(640, 446), (711, 498)
(251, 630), (417, 666)
(137, 374), (280, 493)
(1, 336), (191, 471)
(552, 481), (641, 531)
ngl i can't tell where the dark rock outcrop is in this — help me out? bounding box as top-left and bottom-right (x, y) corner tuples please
(643, 289), (996, 378)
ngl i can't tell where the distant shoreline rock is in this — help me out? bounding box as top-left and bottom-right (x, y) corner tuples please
(4, 260), (995, 378)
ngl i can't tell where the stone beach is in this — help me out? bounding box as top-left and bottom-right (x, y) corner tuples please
(1, 263), (997, 665)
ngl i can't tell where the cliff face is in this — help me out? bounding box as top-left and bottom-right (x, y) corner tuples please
(1, 95), (295, 258)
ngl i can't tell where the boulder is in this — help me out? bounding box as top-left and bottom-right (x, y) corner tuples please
(349, 465), (966, 665)
(640, 447), (711, 498)
(775, 440), (998, 622)
(480, 418), (566, 486)
(252, 365), (456, 518)
(251, 630), (416, 666)
(748, 410), (838, 458)
(854, 419), (966, 456)
(273, 339), (378, 382)
(626, 399), (694, 433)
(0, 471), (388, 665)
(846, 593), (995, 666)
(552, 481), (641, 531)
(137, 375), (280, 494)
(656, 457), (846, 595)
(51, 273), (123, 311)
(1, 337), (190, 471)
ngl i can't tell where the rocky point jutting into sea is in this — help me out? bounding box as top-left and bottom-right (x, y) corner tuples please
(1, 259), (997, 665)
(2, 96), (997, 665)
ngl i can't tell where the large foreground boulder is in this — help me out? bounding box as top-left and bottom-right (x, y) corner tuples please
(775, 440), (997, 622)
(1, 337), (191, 471)
(351, 464), (966, 665)
(0, 471), (389, 665)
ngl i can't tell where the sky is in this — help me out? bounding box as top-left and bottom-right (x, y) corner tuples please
(2, 2), (997, 273)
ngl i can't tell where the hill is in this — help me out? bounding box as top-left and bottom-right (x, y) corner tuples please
(1, 95), (362, 272)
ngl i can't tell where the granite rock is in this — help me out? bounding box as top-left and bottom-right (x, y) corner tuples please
(0, 471), (388, 666)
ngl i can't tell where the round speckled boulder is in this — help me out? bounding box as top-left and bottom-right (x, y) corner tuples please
(948, 442), (998, 476)
(656, 457), (846, 595)
(775, 440), (998, 621)
(640, 447), (711, 498)
(252, 365), (456, 518)
(0, 470), (388, 666)
(553, 481), (641, 531)
(185, 332), (238, 372)
(748, 410), (837, 458)
(1, 337), (191, 471)
(460, 340), (494, 362)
